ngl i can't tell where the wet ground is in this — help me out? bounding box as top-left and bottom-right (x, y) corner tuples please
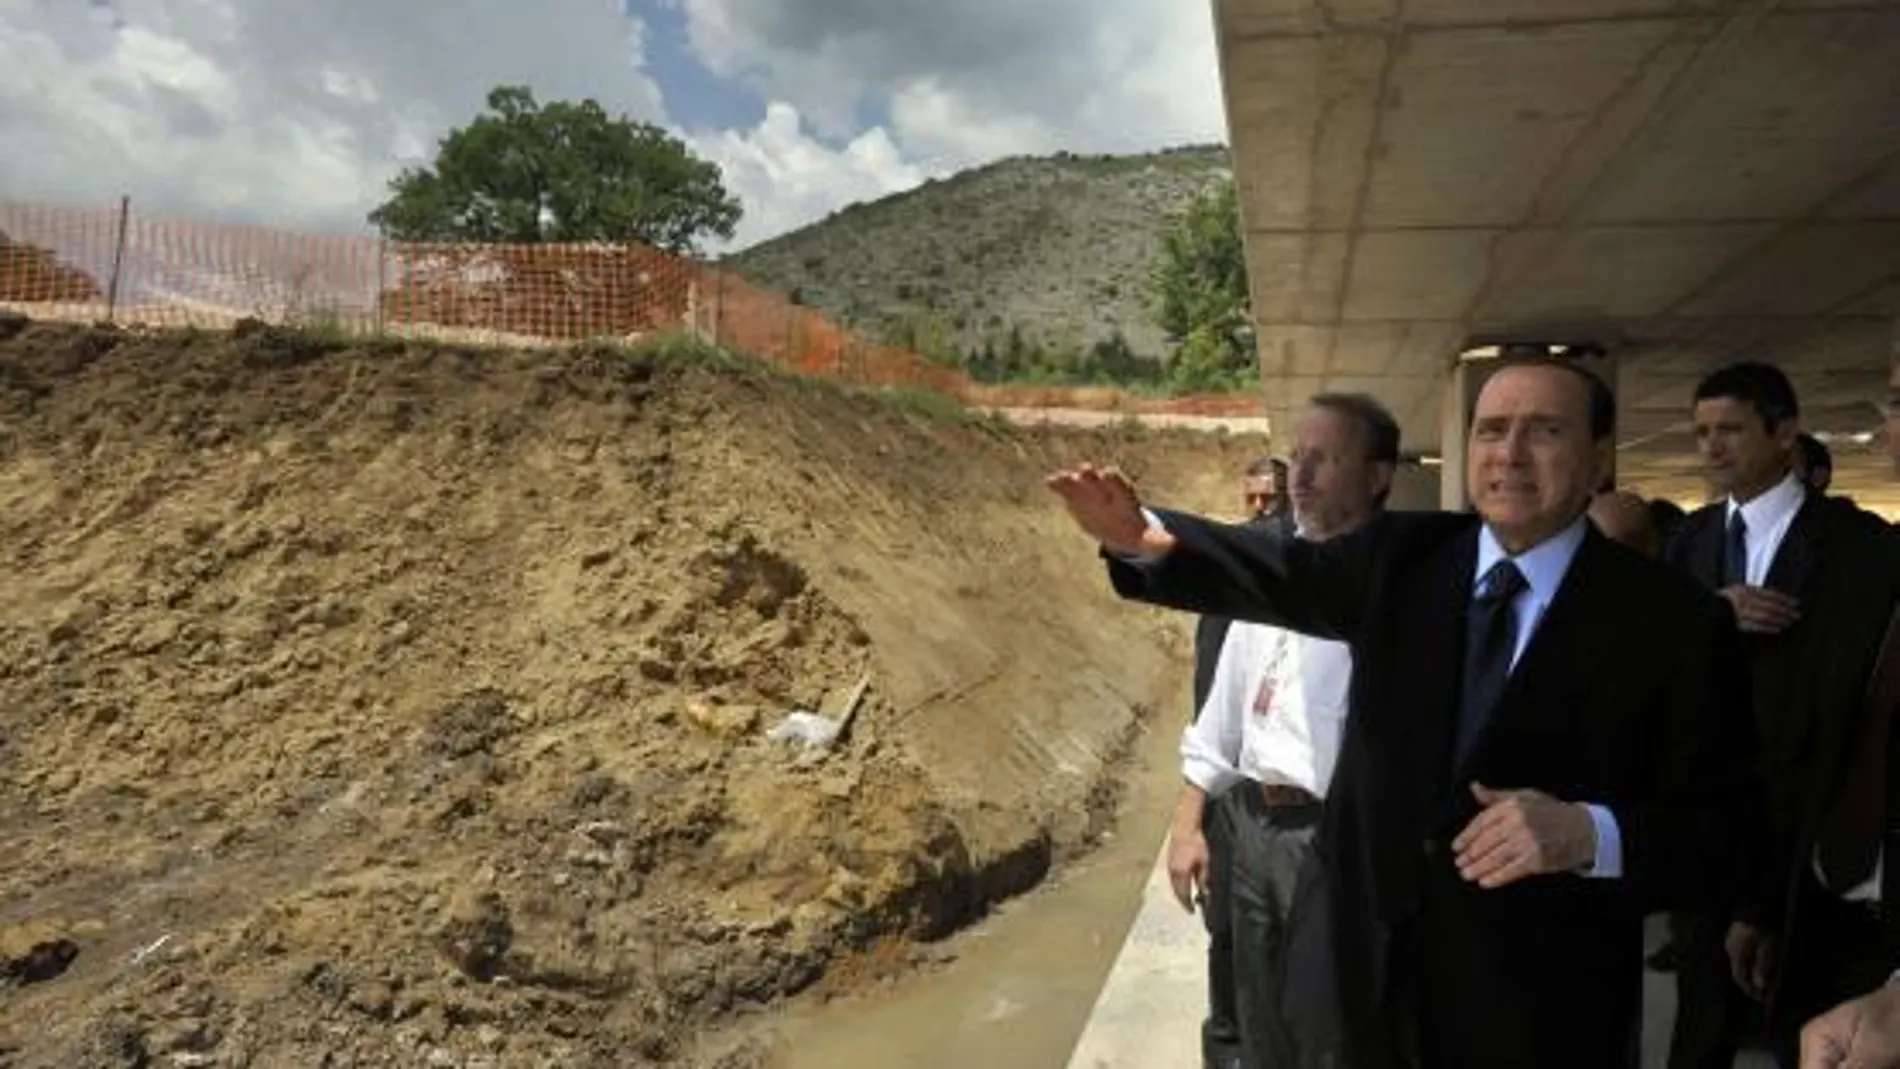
(756, 700), (1184, 1069)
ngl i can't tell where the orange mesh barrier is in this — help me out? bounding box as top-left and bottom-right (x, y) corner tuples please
(0, 197), (1262, 422)
(381, 243), (697, 340)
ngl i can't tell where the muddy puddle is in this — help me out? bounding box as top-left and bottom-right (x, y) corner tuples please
(750, 700), (1185, 1069)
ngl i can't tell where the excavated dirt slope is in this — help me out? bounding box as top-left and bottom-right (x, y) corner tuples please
(0, 317), (1263, 1068)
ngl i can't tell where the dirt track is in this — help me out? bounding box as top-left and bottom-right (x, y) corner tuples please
(0, 316), (1264, 1067)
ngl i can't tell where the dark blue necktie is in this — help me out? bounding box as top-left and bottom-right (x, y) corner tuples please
(1722, 510), (1748, 587)
(1456, 560), (1529, 768)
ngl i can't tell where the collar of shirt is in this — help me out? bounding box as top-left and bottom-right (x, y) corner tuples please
(1474, 513), (1589, 607)
(1725, 470), (1805, 534)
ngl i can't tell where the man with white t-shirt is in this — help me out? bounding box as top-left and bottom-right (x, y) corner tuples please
(1164, 393), (1399, 1069)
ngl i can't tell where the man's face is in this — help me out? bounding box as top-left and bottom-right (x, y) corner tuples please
(1693, 396), (1793, 498)
(1288, 407), (1390, 539)
(1242, 474), (1278, 518)
(1466, 365), (1608, 551)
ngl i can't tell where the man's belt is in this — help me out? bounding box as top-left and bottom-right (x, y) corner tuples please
(1258, 782), (1321, 808)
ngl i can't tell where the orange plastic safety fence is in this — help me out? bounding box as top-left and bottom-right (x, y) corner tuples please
(0, 198), (1262, 422)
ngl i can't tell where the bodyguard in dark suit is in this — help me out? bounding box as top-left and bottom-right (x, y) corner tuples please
(1770, 524), (1900, 1065)
(1049, 358), (1760, 1069)
(1661, 363), (1899, 1067)
(1796, 363), (1900, 1069)
(1662, 362), (1800, 1068)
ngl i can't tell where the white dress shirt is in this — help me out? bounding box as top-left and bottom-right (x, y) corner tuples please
(1181, 616), (1353, 799)
(1474, 516), (1622, 879)
(1725, 471), (1805, 587)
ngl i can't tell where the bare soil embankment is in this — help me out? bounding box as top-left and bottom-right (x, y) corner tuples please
(0, 316), (1262, 1067)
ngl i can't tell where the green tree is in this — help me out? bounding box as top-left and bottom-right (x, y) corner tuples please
(1152, 179), (1254, 390)
(369, 85), (742, 253)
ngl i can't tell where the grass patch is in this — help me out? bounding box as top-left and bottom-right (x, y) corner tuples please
(63, 318), (1007, 434)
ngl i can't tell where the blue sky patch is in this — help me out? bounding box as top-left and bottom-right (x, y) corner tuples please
(625, 0), (763, 131)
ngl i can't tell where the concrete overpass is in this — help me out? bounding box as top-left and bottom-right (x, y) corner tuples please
(1214, 0), (1900, 511)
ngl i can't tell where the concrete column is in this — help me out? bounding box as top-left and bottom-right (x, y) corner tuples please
(1439, 360), (1482, 511)
(1387, 461), (1443, 511)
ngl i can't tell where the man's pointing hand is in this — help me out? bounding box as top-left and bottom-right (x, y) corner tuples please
(1045, 464), (1175, 558)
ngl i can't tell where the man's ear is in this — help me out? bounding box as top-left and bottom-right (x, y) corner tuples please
(1373, 461), (1395, 502)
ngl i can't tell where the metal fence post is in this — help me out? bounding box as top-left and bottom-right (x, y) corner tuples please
(105, 194), (130, 323)
(374, 233), (388, 334)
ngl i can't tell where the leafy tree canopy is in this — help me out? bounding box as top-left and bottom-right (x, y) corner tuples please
(369, 85), (742, 253)
(1151, 178), (1255, 391)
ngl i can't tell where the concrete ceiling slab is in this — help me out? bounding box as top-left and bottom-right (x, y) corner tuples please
(1579, 12), (1900, 224)
(1842, 280), (1900, 315)
(1226, 35), (1385, 230)
(1214, 0), (1900, 494)
(1472, 224), (1777, 320)
(1822, 153), (1900, 220)
(1241, 232), (1352, 321)
(1364, 20), (1687, 229)
(1254, 321), (1468, 379)
(1401, 0), (1727, 22)
(1671, 222), (1900, 316)
(1340, 230), (1498, 319)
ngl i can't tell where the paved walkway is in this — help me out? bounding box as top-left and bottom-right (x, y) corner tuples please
(1066, 845), (1777, 1069)
(1063, 847), (1206, 1069)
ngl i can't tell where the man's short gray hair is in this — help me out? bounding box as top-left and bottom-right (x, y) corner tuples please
(1309, 392), (1401, 464)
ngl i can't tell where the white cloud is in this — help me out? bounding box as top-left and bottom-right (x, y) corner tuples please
(674, 0), (1225, 169)
(0, 0), (667, 233)
(691, 102), (925, 249)
(0, 0), (1223, 250)
(886, 82), (1056, 166)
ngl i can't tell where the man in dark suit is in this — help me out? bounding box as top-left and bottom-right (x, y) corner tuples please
(1193, 458), (1289, 1069)
(1660, 363), (1898, 1067)
(1241, 456), (1296, 540)
(1048, 357), (1760, 1069)
(1662, 361), (1804, 1068)
(1792, 367), (1900, 1069)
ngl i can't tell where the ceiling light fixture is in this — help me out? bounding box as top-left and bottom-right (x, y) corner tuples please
(1809, 430), (1877, 446)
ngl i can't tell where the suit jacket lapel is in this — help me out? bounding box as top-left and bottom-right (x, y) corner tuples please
(1411, 525), (1481, 807)
(1690, 512), (1727, 591)
(1763, 496), (1828, 597)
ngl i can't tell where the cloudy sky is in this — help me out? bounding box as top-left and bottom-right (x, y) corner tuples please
(0, 0), (1226, 251)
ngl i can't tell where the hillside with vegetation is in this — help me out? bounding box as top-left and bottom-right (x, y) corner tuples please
(724, 145), (1246, 390)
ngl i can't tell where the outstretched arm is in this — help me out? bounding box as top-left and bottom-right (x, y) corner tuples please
(1046, 463), (1379, 641)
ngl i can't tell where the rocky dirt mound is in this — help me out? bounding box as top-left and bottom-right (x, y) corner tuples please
(0, 316), (1264, 1067)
